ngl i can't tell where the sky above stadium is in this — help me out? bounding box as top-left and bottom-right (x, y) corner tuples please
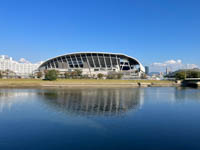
(0, 0), (200, 72)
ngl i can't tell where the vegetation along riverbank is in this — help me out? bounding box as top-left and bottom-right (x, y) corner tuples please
(0, 79), (179, 88)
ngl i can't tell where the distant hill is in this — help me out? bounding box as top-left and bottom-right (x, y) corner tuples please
(149, 72), (161, 76)
(166, 68), (200, 78)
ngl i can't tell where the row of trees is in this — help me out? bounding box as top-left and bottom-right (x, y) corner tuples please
(0, 70), (17, 79)
(175, 70), (200, 80)
(39, 69), (124, 81)
(64, 69), (83, 79)
(106, 72), (123, 79)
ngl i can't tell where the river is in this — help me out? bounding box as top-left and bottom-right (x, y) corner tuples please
(0, 87), (200, 150)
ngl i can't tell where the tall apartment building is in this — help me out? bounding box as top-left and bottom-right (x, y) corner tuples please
(0, 55), (42, 77)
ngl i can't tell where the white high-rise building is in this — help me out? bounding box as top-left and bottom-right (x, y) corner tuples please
(0, 55), (42, 77)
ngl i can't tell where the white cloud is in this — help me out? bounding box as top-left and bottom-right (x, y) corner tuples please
(19, 58), (30, 64)
(150, 59), (199, 72)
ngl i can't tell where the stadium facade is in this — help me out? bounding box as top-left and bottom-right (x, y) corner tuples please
(38, 52), (145, 78)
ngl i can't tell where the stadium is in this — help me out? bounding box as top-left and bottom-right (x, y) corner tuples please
(38, 52), (145, 78)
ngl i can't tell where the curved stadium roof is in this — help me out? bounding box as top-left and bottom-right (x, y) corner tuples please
(39, 52), (145, 72)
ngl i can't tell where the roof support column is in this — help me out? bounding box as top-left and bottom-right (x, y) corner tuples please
(53, 59), (57, 69)
(109, 54), (113, 70)
(80, 54), (84, 67)
(85, 54), (92, 76)
(91, 53), (96, 68)
(69, 55), (75, 68)
(65, 55), (70, 69)
(103, 54), (107, 70)
(49, 61), (53, 69)
(56, 58), (60, 69)
(116, 56), (120, 71)
(97, 54), (101, 68)
(74, 54), (80, 68)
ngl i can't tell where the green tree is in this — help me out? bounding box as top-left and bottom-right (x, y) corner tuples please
(187, 71), (200, 78)
(70, 69), (83, 79)
(71, 71), (78, 79)
(0, 71), (2, 79)
(45, 70), (58, 81)
(175, 71), (186, 80)
(141, 73), (147, 79)
(64, 72), (71, 79)
(74, 69), (82, 77)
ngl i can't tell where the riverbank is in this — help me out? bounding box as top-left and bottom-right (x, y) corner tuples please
(0, 79), (180, 88)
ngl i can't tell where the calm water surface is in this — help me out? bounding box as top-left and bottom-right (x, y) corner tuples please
(0, 87), (200, 150)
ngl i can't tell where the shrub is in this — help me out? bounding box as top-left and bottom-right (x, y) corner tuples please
(97, 73), (104, 79)
(92, 74), (96, 79)
(116, 72), (123, 79)
(107, 72), (123, 79)
(81, 74), (90, 79)
(29, 75), (34, 78)
(45, 70), (58, 81)
(37, 72), (43, 78)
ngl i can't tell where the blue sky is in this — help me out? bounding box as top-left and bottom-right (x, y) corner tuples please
(0, 0), (200, 70)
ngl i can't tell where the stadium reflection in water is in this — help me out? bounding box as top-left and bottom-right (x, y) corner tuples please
(38, 88), (145, 116)
(1, 87), (200, 115)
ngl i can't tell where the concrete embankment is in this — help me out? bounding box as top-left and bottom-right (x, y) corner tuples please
(138, 82), (180, 87)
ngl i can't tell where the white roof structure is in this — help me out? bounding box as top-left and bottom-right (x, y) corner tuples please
(39, 52), (145, 72)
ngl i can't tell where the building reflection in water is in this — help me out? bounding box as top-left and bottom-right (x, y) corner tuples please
(0, 89), (36, 112)
(38, 88), (145, 116)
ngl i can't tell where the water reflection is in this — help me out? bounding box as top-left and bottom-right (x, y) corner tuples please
(1, 87), (200, 116)
(0, 89), (35, 112)
(38, 88), (144, 116)
(175, 87), (200, 102)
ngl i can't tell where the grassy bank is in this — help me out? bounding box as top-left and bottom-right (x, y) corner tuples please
(0, 79), (176, 88)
